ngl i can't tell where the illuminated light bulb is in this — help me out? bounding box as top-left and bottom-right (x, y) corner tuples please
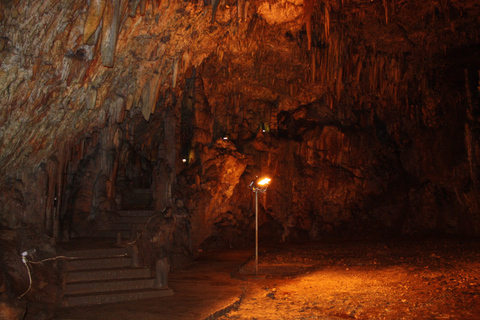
(262, 129), (266, 132)
(182, 159), (187, 163)
(223, 136), (228, 140)
(257, 177), (271, 186)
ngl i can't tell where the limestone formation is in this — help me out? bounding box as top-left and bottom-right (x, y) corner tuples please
(1, 0), (480, 312)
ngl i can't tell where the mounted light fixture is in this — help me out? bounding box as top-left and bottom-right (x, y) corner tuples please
(249, 176), (272, 275)
(249, 176), (271, 193)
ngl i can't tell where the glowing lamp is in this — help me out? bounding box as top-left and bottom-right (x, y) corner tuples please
(249, 176), (271, 193)
(257, 177), (271, 186)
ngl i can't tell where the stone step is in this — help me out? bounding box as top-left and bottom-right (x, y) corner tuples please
(63, 288), (174, 307)
(115, 210), (157, 217)
(64, 247), (129, 259)
(96, 230), (137, 239)
(130, 189), (153, 194)
(122, 190), (153, 202)
(109, 222), (147, 231)
(112, 215), (151, 224)
(67, 267), (151, 283)
(67, 257), (133, 271)
(64, 278), (156, 295)
(96, 223), (146, 236)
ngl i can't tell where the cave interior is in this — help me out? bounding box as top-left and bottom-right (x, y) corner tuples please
(1, 0), (480, 318)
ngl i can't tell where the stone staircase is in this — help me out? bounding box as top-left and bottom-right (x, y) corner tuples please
(60, 188), (172, 307)
(97, 209), (156, 241)
(121, 188), (154, 210)
(61, 244), (172, 307)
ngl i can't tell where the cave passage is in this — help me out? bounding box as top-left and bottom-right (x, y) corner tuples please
(1, 0), (480, 319)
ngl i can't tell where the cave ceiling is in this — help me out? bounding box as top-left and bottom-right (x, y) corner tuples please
(0, 0), (479, 175)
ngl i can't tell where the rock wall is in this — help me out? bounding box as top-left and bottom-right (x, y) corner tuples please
(0, 0), (479, 269)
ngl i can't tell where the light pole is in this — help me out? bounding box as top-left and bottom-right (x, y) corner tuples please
(249, 176), (271, 275)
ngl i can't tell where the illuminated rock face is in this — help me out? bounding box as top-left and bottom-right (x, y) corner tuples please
(1, 0), (480, 252)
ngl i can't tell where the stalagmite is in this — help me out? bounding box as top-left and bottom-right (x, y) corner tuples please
(84, 0), (106, 43)
(101, 0), (122, 67)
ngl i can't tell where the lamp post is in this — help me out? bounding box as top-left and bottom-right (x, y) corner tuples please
(249, 176), (271, 275)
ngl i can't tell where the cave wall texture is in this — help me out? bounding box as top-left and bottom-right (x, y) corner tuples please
(1, 0), (480, 255)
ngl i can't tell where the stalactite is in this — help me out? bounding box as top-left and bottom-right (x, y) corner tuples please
(311, 48), (316, 83)
(304, 0), (314, 50)
(101, 0), (122, 67)
(141, 72), (162, 121)
(126, 93), (134, 111)
(45, 157), (58, 236)
(55, 147), (68, 241)
(238, 0), (245, 22)
(173, 57), (179, 88)
(129, 0), (140, 16)
(86, 84), (97, 110)
(383, 0), (389, 25)
(212, 0), (220, 23)
(478, 70), (480, 93)
(465, 69), (478, 186)
(355, 57), (363, 84)
(113, 95), (125, 123)
(84, 0), (106, 43)
(87, 21), (103, 46)
(182, 51), (191, 73)
(140, 0), (146, 16)
(324, 3), (330, 42)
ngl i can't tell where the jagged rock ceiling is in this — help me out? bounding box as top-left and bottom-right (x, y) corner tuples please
(1, 0), (478, 174)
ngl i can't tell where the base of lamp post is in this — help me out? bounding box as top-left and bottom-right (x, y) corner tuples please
(236, 273), (268, 281)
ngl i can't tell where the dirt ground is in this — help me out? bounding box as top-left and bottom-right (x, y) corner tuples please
(225, 238), (480, 320)
(52, 238), (480, 320)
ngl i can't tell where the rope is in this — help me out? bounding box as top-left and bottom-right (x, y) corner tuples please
(18, 257), (32, 299)
(17, 252), (128, 299)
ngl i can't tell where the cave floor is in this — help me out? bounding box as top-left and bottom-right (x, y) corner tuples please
(51, 238), (480, 320)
